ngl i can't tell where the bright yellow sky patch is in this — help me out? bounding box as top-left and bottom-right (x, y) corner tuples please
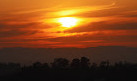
(58, 17), (78, 28)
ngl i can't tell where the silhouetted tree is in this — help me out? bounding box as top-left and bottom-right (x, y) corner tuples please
(91, 63), (97, 70)
(51, 58), (69, 69)
(42, 63), (49, 69)
(71, 58), (80, 69)
(100, 61), (109, 67)
(80, 57), (90, 69)
(33, 62), (42, 68)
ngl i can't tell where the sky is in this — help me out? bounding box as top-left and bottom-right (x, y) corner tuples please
(0, 0), (137, 48)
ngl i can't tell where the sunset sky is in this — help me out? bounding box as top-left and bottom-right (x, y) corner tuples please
(0, 0), (137, 48)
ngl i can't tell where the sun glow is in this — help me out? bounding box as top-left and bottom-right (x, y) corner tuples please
(58, 17), (78, 28)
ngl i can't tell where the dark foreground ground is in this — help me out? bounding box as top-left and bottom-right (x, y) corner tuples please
(0, 57), (137, 81)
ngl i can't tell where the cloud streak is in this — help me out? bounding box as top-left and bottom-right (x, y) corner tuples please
(65, 19), (137, 33)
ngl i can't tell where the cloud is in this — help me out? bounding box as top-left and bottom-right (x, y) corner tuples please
(0, 21), (53, 38)
(0, 22), (36, 29)
(0, 1), (137, 48)
(0, 30), (137, 48)
(71, 2), (137, 18)
(46, 32), (137, 43)
(65, 19), (137, 33)
(120, 11), (137, 17)
(0, 29), (38, 38)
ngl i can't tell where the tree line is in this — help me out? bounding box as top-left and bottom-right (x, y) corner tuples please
(0, 57), (137, 81)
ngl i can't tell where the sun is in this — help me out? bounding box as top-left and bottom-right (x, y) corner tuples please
(58, 17), (78, 28)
